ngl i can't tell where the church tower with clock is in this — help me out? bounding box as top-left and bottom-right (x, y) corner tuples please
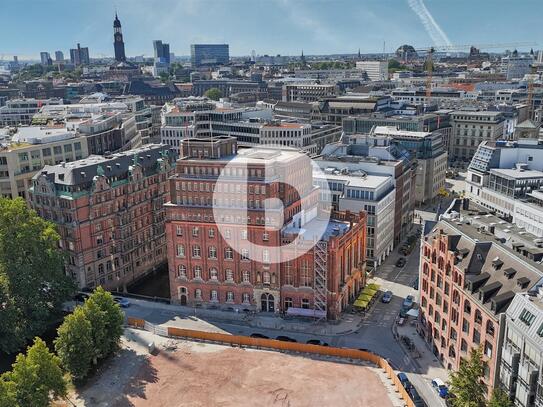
(113, 13), (126, 62)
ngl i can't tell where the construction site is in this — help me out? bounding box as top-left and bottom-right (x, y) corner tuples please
(71, 327), (405, 407)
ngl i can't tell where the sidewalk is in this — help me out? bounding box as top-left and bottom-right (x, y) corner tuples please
(125, 295), (365, 337)
(394, 317), (448, 382)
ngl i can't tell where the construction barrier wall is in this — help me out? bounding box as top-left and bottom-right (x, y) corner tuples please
(126, 318), (414, 407)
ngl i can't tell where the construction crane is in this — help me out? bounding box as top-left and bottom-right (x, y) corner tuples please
(413, 42), (537, 98)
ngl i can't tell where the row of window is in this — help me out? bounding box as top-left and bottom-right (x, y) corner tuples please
(176, 245), (272, 263)
(176, 226), (270, 242)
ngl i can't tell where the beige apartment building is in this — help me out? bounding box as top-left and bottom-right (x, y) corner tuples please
(0, 126), (89, 199)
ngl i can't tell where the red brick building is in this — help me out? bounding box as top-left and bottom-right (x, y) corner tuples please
(30, 144), (176, 290)
(420, 207), (543, 393)
(165, 137), (366, 319)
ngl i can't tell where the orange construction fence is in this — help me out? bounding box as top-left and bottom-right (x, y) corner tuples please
(126, 317), (414, 407)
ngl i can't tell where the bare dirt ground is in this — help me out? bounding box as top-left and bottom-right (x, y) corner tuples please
(72, 329), (398, 407)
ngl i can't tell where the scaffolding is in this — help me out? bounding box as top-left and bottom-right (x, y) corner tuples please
(313, 240), (328, 317)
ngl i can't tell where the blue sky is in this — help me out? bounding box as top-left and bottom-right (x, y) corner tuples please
(1, 0), (541, 60)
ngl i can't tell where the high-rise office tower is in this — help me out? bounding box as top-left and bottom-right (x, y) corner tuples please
(40, 52), (52, 66)
(153, 40), (170, 64)
(55, 50), (64, 62)
(70, 43), (90, 66)
(190, 44), (229, 67)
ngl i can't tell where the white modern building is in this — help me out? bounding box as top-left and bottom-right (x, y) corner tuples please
(314, 166), (395, 267)
(467, 138), (543, 238)
(355, 60), (388, 81)
(499, 291), (543, 407)
(0, 98), (63, 126)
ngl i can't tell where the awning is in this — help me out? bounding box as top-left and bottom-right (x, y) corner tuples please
(286, 307), (327, 318)
(361, 287), (377, 297)
(366, 283), (381, 291)
(354, 299), (369, 309)
(358, 294), (373, 302)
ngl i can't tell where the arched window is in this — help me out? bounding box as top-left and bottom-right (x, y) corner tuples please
(225, 269), (233, 281)
(486, 320), (495, 336)
(242, 270), (250, 283)
(464, 299), (471, 315)
(242, 293), (250, 304)
(475, 309), (483, 324)
(210, 290), (218, 301)
(423, 262), (429, 276)
(193, 266), (202, 279)
(224, 247), (233, 260)
(195, 288), (202, 300)
(192, 245), (201, 258)
(178, 264), (186, 278)
(209, 267), (218, 280)
(208, 246), (217, 259)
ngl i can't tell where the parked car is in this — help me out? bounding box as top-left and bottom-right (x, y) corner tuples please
(396, 257), (406, 267)
(306, 339), (329, 346)
(114, 297), (130, 308)
(432, 378), (449, 398)
(276, 336), (297, 342)
(74, 292), (89, 302)
(402, 295), (414, 309)
(397, 372), (410, 387)
(250, 333), (269, 339)
(381, 290), (393, 303)
(408, 387), (424, 405)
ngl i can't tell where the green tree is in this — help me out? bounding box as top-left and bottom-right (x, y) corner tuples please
(205, 87), (223, 101)
(55, 307), (94, 381)
(159, 71), (170, 82)
(81, 299), (108, 364)
(85, 287), (124, 358)
(488, 388), (512, 407)
(449, 347), (487, 407)
(0, 375), (16, 407)
(7, 337), (67, 407)
(0, 198), (74, 353)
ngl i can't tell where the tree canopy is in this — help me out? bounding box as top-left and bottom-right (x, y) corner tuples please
(3, 337), (67, 407)
(0, 198), (74, 353)
(488, 388), (512, 407)
(55, 307), (94, 381)
(449, 347), (488, 407)
(204, 87), (223, 101)
(55, 287), (124, 381)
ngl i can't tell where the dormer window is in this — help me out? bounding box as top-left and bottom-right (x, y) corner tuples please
(492, 257), (503, 270)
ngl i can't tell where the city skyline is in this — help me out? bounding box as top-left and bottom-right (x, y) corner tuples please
(1, 0), (541, 60)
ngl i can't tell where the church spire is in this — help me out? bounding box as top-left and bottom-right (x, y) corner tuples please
(113, 12), (126, 62)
